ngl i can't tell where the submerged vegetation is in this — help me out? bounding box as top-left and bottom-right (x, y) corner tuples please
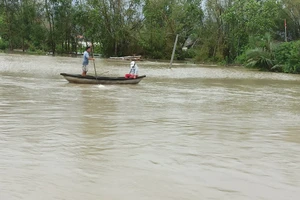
(0, 0), (300, 73)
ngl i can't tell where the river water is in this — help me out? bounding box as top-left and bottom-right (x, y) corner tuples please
(0, 53), (300, 200)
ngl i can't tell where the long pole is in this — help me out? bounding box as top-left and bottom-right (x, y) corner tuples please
(170, 34), (178, 68)
(91, 42), (98, 79)
(284, 19), (287, 42)
(93, 59), (97, 79)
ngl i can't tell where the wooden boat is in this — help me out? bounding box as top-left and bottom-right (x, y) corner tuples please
(60, 73), (146, 84)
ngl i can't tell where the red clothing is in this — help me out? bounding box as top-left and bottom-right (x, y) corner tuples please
(125, 74), (137, 79)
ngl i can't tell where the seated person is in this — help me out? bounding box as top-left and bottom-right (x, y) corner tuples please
(125, 61), (139, 79)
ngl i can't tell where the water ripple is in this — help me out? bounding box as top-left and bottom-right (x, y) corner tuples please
(1, 54), (300, 200)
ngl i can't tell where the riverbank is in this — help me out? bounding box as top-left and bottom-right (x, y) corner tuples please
(1, 50), (298, 75)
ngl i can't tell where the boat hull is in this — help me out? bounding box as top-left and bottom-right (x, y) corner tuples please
(60, 73), (146, 84)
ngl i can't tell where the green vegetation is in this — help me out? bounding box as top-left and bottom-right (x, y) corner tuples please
(0, 0), (299, 73)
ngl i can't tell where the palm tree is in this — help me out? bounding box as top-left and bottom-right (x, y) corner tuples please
(245, 33), (278, 71)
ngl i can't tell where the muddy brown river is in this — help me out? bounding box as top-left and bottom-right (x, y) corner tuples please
(0, 53), (300, 200)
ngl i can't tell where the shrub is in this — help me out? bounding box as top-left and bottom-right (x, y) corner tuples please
(245, 48), (274, 70)
(235, 53), (247, 64)
(0, 39), (8, 50)
(274, 41), (300, 74)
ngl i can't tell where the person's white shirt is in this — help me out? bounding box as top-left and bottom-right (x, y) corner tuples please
(129, 61), (139, 75)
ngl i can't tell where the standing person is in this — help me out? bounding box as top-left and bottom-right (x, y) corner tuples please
(82, 46), (95, 76)
(125, 61), (139, 79)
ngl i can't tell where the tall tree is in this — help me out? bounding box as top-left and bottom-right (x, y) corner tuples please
(44, 0), (56, 54)
(203, 0), (282, 62)
(85, 0), (144, 57)
(280, 0), (300, 40)
(1, 0), (20, 50)
(142, 0), (203, 59)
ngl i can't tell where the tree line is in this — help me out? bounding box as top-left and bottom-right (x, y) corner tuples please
(0, 0), (299, 73)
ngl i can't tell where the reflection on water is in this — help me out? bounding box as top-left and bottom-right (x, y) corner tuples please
(1, 53), (300, 200)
